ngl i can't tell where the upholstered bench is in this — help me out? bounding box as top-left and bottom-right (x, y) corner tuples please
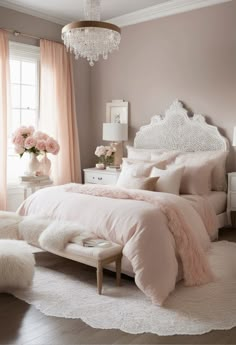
(0, 240), (35, 292)
(47, 241), (123, 295)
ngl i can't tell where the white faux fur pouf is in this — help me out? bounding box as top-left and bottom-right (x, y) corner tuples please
(0, 240), (35, 292)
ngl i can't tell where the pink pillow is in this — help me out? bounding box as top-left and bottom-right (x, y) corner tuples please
(175, 151), (228, 192)
(175, 155), (216, 195)
(151, 151), (180, 165)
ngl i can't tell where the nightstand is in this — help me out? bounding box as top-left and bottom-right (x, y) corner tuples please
(227, 172), (236, 225)
(20, 177), (53, 200)
(83, 168), (120, 185)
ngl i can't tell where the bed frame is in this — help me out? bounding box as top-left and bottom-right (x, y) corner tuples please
(134, 100), (229, 228)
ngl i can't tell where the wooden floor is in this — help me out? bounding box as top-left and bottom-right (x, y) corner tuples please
(0, 229), (236, 345)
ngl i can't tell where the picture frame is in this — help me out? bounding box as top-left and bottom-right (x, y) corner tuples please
(106, 100), (129, 124)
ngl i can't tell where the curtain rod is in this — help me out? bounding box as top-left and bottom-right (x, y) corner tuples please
(1, 28), (62, 44)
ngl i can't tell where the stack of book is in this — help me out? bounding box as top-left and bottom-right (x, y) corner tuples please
(19, 175), (52, 185)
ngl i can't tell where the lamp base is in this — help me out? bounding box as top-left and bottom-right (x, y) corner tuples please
(111, 142), (123, 166)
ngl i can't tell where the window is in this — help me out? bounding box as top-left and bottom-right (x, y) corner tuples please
(8, 42), (40, 184)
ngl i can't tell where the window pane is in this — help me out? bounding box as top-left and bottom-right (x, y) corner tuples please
(21, 109), (37, 127)
(22, 61), (36, 85)
(11, 110), (21, 132)
(10, 60), (20, 84)
(21, 85), (36, 109)
(11, 85), (21, 108)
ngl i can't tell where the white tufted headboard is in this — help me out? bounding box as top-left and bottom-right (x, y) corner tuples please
(134, 100), (229, 152)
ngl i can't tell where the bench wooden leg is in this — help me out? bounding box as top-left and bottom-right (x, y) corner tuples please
(116, 255), (122, 286)
(97, 262), (103, 295)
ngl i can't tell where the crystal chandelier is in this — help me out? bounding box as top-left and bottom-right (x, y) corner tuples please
(62, 0), (121, 66)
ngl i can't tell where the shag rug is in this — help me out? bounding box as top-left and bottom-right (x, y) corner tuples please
(10, 241), (236, 336)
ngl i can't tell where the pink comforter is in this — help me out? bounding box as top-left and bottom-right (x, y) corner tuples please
(17, 183), (217, 305)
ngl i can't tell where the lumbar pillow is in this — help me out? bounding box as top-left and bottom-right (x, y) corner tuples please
(117, 174), (159, 191)
(0, 240), (35, 292)
(150, 166), (184, 195)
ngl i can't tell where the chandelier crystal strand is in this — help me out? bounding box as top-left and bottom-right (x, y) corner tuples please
(84, 0), (101, 20)
(61, 0), (121, 66)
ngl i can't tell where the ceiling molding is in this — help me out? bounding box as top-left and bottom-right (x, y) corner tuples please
(0, 0), (67, 25)
(0, 0), (232, 28)
(109, 0), (232, 27)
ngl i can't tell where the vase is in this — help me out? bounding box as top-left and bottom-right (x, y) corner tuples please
(40, 153), (51, 176)
(25, 152), (40, 176)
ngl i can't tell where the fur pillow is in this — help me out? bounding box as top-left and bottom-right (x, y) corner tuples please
(0, 240), (35, 291)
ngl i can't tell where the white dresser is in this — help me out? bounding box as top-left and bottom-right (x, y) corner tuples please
(83, 168), (120, 185)
(227, 172), (236, 224)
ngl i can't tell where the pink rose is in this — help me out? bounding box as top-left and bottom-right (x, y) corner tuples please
(12, 134), (25, 147)
(14, 145), (25, 155)
(24, 136), (36, 149)
(46, 138), (60, 155)
(95, 146), (106, 157)
(34, 131), (49, 141)
(19, 126), (35, 137)
(36, 140), (46, 151)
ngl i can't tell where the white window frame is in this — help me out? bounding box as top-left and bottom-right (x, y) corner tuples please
(9, 41), (40, 141)
(7, 42), (40, 186)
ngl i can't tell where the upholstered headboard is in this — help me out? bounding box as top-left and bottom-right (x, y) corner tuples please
(134, 100), (229, 152)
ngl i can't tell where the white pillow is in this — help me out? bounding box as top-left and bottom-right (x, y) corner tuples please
(126, 146), (165, 161)
(121, 158), (165, 176)
(150, 166), (184, 195)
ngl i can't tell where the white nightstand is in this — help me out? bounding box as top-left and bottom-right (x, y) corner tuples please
(83, 168), (120, 185)
(227, 172), (236, 225)
(20, 177), (53, 200)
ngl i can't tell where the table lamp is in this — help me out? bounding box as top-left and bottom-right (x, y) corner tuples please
(103, 123), (128, 166)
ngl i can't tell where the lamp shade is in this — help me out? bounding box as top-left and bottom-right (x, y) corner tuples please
(103, 123), (128, 142)
(233, 127), (236, 146)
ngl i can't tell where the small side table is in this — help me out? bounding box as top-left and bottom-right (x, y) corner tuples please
(19, 177), (53, 200)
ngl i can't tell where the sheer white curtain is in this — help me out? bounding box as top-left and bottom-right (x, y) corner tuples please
(40, 39), (81, 185)
(0, 30), (10, 210)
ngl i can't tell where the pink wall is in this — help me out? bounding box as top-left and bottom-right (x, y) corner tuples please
(90, 1), (236, 170)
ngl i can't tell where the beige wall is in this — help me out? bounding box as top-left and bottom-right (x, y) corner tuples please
(90, 1), (236, 170)
(0, 6), (92, 170)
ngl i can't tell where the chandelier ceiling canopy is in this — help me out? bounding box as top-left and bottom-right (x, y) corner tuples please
(62, 0), (121, 66)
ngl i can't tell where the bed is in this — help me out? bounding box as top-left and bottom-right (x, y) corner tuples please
(16, 100), (229, 305)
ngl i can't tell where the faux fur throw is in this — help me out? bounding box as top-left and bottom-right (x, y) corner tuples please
(65, 184), (216, 286)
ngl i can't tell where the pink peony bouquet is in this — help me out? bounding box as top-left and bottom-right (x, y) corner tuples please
(12, 126), (60, 157)
(95, 145), (116, 166)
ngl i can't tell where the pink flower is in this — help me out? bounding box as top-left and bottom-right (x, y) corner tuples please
(24, 136), (36, 149)
(34, 131), (49, 141)
(14, 145), (25, 155)
(45, 138), (60, 155)
(95, 146), (106, 157)
(36, 140), (46, 151)
(19, 126), (35, 137)
(12, 134), (25, 147)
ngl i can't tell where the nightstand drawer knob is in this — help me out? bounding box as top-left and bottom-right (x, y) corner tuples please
(98, 177), (103, 181)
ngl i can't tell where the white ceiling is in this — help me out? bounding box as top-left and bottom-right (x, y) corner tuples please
(0, 0), (168, 23)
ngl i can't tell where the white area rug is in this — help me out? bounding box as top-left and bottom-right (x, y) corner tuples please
(11, 241), (236, 335)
